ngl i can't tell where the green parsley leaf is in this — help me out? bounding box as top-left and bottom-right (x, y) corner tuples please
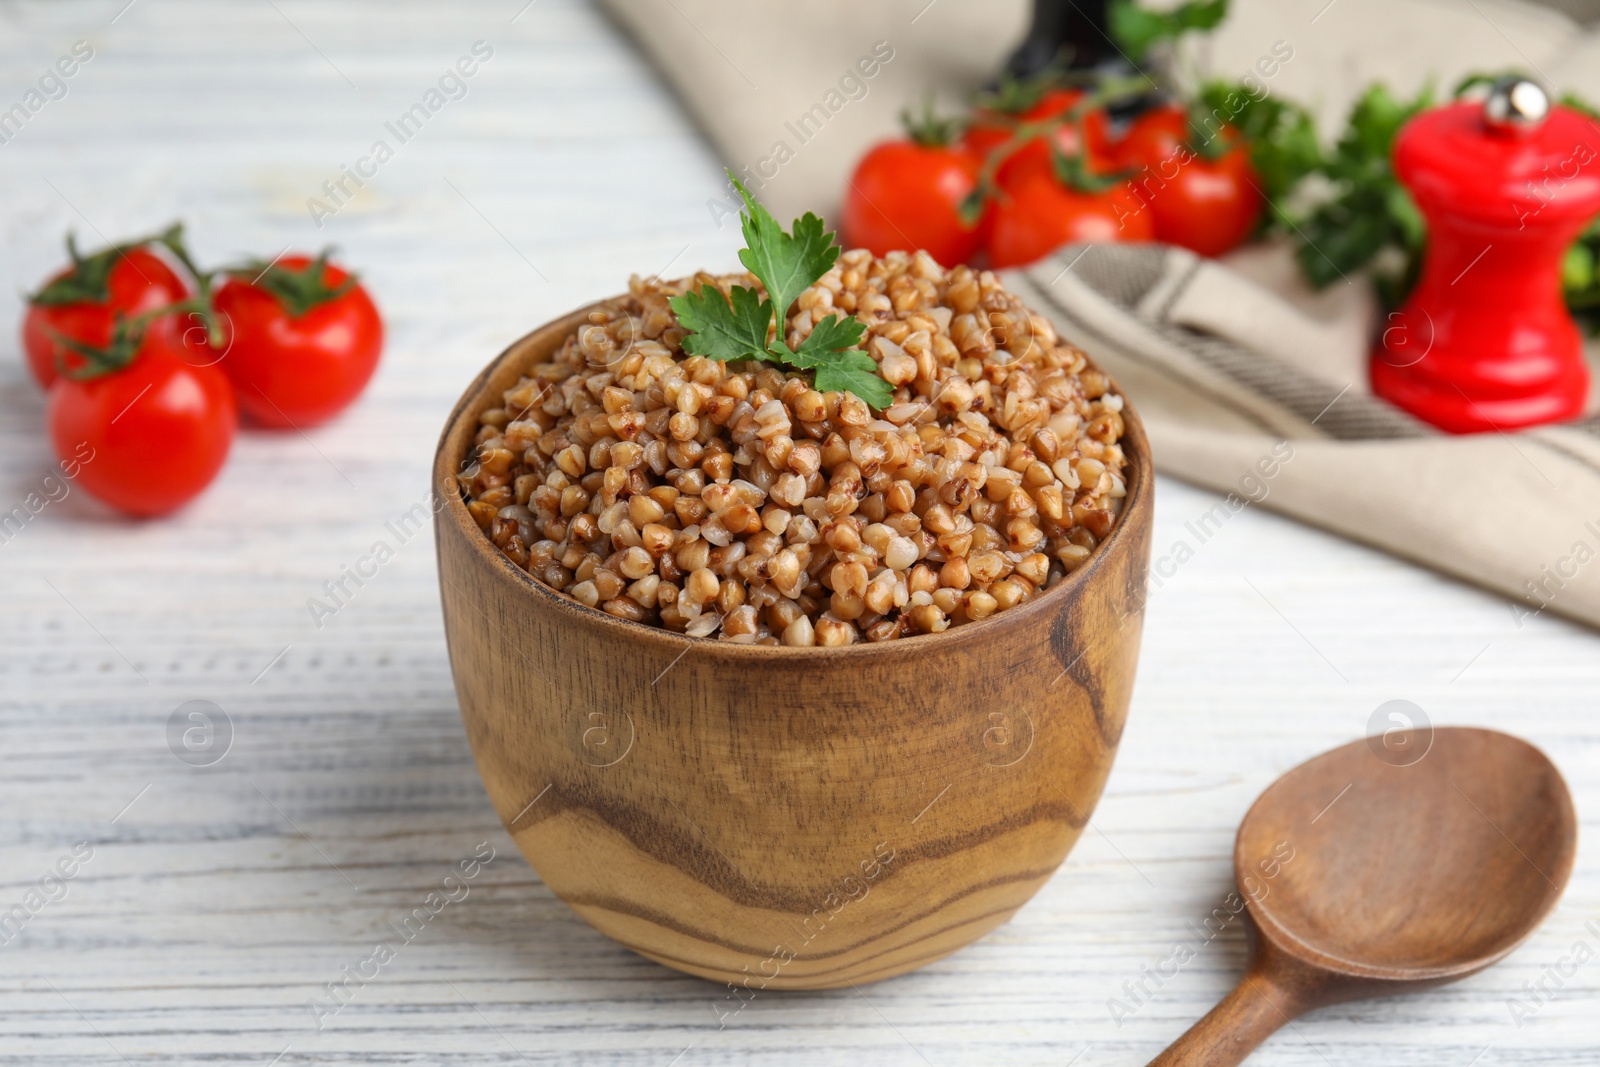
(668, 282), (774, 363)
(1564, 218), (1600, 334)
(812, 351), (893, 410)
(1289, 83), (1433, 302)
(1109, 0), (1228, 63)
(732, 179), (840, 324)
(671, 173), (892, 409)
(783, 315), (893, 409)
(785, 312), (866, 365)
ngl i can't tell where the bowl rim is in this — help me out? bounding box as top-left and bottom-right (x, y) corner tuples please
(433, 297), (1153, 661)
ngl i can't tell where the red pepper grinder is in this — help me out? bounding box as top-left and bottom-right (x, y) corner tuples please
(1372, 77), (1600, 432)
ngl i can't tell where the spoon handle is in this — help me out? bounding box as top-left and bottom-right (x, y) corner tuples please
(1145, 964), (1300, 1067)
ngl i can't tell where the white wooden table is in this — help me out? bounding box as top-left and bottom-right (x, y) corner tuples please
(1, 2), (1597, 1063)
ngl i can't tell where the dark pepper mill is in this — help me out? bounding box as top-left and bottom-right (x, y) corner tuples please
(1003, 0), (1158, 122)
(1005, 0), (1115, 76)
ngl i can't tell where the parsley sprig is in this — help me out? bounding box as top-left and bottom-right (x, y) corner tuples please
(668, 176), (893, 410)
(1108, 0), (1229, 63)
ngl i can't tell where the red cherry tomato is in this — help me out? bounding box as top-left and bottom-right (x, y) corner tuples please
(1114, 104), (1263, 257)
(211, 255), (383, 428)
(964, 89), (1117, 183)
(23, 247), (189, 389)
(987, 157), (1155, 270)
(842, 141), (986, 267)
(48, 318), (237, 517)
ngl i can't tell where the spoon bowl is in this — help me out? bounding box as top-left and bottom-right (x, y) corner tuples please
(1151, 727), (1576, 1066)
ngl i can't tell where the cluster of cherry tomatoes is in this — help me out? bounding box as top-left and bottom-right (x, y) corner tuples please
(21, 225), (383, 516)
(842, 78), (1264, 270)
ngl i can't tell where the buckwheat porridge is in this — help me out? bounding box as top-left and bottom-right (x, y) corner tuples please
(458, 249), (1129, 645)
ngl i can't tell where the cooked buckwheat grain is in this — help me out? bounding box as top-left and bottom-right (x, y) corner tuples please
(459, 249), (1129, 645)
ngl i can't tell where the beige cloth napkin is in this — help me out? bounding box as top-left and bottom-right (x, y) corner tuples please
(600, 0), (1600, 628)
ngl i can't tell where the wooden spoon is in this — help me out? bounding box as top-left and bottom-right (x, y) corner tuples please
(1149, 727), (1576, 1066)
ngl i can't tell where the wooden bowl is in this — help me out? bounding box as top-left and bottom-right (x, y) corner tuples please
(433, 301), (1154, 990)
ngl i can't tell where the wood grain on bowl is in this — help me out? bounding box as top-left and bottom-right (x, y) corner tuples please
(433, 304), (1154, 989)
